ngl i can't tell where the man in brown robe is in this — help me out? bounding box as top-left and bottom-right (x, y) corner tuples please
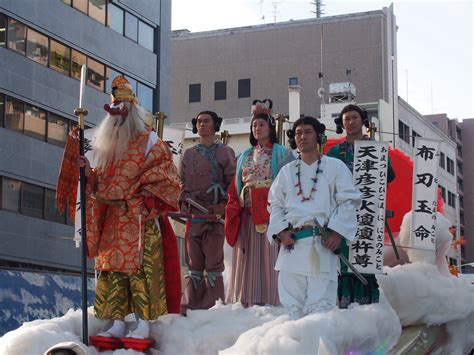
(179, 111), (236, 314)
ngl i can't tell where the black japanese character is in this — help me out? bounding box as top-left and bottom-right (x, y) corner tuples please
(416, 145), (435, 161)
(415, 173), (434, 188)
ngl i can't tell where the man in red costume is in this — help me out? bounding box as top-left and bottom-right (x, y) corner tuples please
(77, 75), (181, 340)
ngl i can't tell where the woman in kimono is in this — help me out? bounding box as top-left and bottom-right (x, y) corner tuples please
(225, 99), (294, 307)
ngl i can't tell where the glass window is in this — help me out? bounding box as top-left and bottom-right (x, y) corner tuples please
(125, 12), (138, 42)
(0, 94), (4, 127)
(50, 39), (71, 75)
(47, 113), (69, 147)
(71, 49), (87, 80)
(7, 18), (26, 55)
(1, 177), (21, 212)
(289, 77), (298, 86)
(238, 78), (251, 98)
(88, 0), (106, 24)
(0, 14), (6, 47)
(24, 104), (46, 140)
(214, 81), (226, 100)
(137, 82), (153, 112)
(45, 189), (66, 224)
(87, 57), (105, 91)
(189, 83), (201, 103)
(5, 96), (24, 133)
(138, 21), (154, 51)
(26, 28), (49, 66)
(72, 0), (88, 14)
(21, 182), (44, 219)
(107, 3), (124, 35)
(439, 152), (445, 168)
(105, 66), (122, 94)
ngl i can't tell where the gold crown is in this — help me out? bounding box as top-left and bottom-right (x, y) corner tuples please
(111, 75), (135, 102)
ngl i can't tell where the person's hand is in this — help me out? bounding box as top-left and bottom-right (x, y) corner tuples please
(208, 204), (226, 217)
(77, 156), (91, 178)
(322, 231), (342, 251)
(279, 230), (295, 247)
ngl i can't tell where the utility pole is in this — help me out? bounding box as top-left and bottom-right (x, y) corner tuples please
(310, 0), (325, 18)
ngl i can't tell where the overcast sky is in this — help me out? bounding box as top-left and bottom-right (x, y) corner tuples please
(172, 0), (473, 120)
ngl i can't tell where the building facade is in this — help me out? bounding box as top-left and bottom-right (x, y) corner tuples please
(171, 6), (398, 133)
(0, 0), (171, 273)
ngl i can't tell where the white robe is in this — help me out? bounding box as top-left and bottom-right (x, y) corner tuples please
(267, 156), (361, 281)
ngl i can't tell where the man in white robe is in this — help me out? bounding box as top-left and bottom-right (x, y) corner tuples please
(267, 116), (361, 319)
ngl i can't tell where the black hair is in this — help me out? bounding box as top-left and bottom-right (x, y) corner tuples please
(334, 104), (369, 134)
(286, 116), (326, 149)
(191, 110), (223, 134)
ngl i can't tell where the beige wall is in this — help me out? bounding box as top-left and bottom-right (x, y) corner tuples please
(171, 10), (395, 123)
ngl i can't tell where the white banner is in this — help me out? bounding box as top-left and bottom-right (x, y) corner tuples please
(410, 138), (440, 251)
(73, 127), (185, 246)
(348, 141), (389, 274)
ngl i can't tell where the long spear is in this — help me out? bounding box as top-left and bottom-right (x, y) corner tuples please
(74, 64), (89, 346)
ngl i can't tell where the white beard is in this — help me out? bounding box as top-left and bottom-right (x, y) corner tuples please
(92, 102), (146, 171)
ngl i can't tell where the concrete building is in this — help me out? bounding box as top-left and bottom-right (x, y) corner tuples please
(171, 6), (398, 136)
(425, 114), (473, 272)
(0, 0), (171, 273)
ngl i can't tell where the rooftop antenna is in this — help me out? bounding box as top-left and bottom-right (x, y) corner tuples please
(272, 1), (280, 23)
(310, 0), (325, 18)
(259, 0), (265, 23)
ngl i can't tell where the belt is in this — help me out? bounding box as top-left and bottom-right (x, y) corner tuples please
(292, 226), (320, 240)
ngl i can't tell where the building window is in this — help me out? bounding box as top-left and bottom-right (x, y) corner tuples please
(238, 78), (251, 98)
(411, 130), (421, 147)
(1, 177), (21, 212)
(105, 67), (122, 94)
(447, 157), (455, 175)
(189, 83), (201, 103)
(88, 0), (106, 25)
(214, 81), (227, 101)
(7, 18), (26, 54)
(138, 21), (154, 51)
(5, 96), (24, 134)
(125, 12), (138, 42)
(457, 144), (462, 158)
(45, 189), (66, 224)
(137, 82), (154, 112)
(50, 39), (71, 75)
(398, 120), (410, 144)
(26, 28), (49, 66)
(71, 49), (87, 80)
(21, 182), (44, 219)
(47, 113), (69, 147)
(447, 191), (456, 208)
(457, 161), (463, 175)
(0, 94), (4, 127)
(72, 0), (88, 14)
(107, 3), (124, 35)
(289, 77), (298, 86)
(439, 152), (445, 169)
(24, 104), (46, 140)
(0, 14), (6, 47)
(431, 121), (439, 128)
(87, 57), (105, 91)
